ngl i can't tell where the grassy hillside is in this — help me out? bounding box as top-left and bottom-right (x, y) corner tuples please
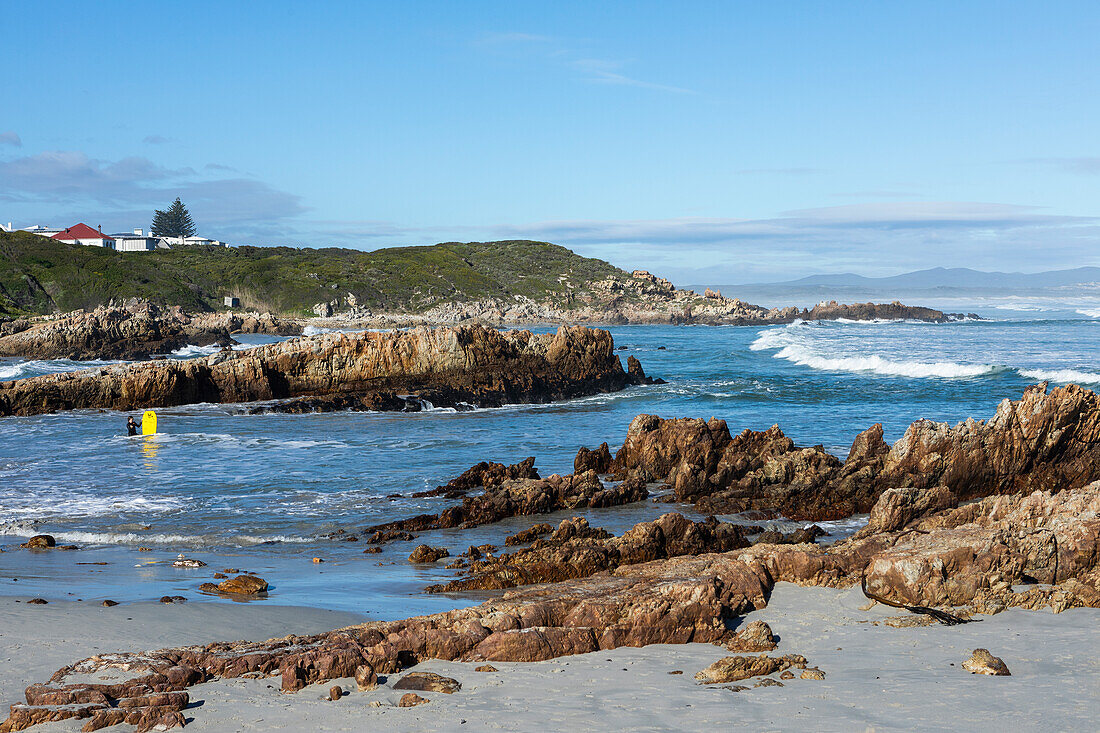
(0, 231), (626, 316)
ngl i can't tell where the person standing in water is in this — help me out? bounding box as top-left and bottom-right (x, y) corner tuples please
(127, 416), (139, 436)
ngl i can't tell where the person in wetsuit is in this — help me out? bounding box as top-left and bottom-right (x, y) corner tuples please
(127, 416), (139, 436)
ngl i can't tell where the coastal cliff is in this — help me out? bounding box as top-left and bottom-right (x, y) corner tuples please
(0, 324), (649, 417)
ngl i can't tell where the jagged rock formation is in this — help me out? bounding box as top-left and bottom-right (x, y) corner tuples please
(7, 476), (1100, 731)
(412, 457), (540, 499)
(0, 300), (290, 361)
(601, 383), (1100, 520)
(426, 513), (750, 592)
(0, 324), (651, 417)
(363, 471), (649, 536)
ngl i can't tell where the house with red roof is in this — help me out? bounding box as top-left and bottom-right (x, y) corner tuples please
(52, 223), (116, 249)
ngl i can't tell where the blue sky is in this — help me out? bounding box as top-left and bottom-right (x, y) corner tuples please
(2, 1), (1099, 284)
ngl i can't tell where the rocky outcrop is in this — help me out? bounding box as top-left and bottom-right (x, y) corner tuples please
(427, 513), (749, 592)
(365, 471), (650, 536)
(8, 476), (1100, 731)
(0, 324), (651, 417)
(0, 300), (291, 361)
(601, 384), (1100, 520)
(413, 457), (540, 499)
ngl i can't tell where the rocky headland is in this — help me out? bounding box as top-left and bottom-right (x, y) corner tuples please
(0, 324), (654, 417)
(312, 269), (974, 327)
(0, 299), (292, 361)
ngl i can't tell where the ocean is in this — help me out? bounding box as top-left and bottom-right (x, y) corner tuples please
(2, 299), (1098, 618)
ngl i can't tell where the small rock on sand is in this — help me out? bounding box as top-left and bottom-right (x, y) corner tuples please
(695, 655), (807, 684)
(393, 672), (461, 694)
(329, 685), (342, 701)
(26, 598), (48, 605)
(800, 668), (826, 680)
(399, 692), (429, 707)
(101, 600), (119, 607)
(475, 665), (498, 673)
(725, 620), (777, 652)
(962, 649), (1011, 676)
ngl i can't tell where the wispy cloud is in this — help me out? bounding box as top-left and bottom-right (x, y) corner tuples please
(0, 131), (22, 147)
(477, 32), (694, 94)
(142, 135), (171, 145)
(569, 58), (696, 94)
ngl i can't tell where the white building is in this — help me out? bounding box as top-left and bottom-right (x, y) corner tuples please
(163, 234), (227, 247)
(22, 224), (64, 238)
(111, 228), (170, 252)
(52, 223), (116, 249)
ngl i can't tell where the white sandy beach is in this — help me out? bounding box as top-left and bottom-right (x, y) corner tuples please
(4, 583), (1098, 732)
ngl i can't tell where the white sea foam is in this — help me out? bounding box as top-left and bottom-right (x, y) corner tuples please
(0, 525), (310, 547)
(750, 324), (997, 379)
(1077, 308), (1100, 318)
(0, 358), (120, 380)
(1018, 368), (1100, 385)
(170, 343), (222, 358)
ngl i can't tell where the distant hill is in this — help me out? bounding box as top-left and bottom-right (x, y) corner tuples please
(754, 266), (1100, 291)
(0, 231), (624, 316)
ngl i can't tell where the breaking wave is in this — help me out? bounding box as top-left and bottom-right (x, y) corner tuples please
(0, 358), (120, 381)
(749, 324), (996, 379)
(1018, 368), (1100, 386)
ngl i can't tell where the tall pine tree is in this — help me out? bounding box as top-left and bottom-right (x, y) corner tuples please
(151, 198), (197, 238)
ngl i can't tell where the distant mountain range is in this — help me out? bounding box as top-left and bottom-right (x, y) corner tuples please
(745, 266), (1100, 291)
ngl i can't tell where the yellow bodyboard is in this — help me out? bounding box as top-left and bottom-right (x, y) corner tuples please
(142, 410), (157, 435)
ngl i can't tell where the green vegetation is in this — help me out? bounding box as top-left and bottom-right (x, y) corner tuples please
(151, 197), (197, 238)
(0, 230), (626, 316)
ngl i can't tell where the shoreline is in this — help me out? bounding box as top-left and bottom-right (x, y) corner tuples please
(3, 584), (1096, 731)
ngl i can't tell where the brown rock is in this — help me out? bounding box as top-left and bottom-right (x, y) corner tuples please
(427, 513), (747, 593)
(21, 535), (55, 549)
(393, 671), (461, 694)
(408, 545), (449, 563)
(962, 649), (1010, 676)
(100, 600), (118, 607)
(328, 685), (342, 701)
(204, 575), (268, 595)
(354, 663), (377, 691)
(694, 655), (807, 684)
(779, 670), (795, 680)
(725, 621), (777, 652)
(800, 668), (826, 680)
(417, 457), (540, 499)
(505, 523), (553, 546)
(475, 665), (497, 672)
(575, 442), (613, 474)
(26, 598), (48, 605)
(398, 692), (429, 707)
(0, 324), (643, 418)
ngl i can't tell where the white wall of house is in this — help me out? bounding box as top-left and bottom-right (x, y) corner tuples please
(58, 238), (116, 249)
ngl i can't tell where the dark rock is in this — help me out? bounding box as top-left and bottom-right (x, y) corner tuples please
(408, 545), (449, 563)
(399, 692), (429, 707)
(393, 671), (461, 694)
(21, 535), (55, 549)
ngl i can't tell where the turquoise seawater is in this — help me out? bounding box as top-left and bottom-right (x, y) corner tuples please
(1, 309), (1098, 617)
